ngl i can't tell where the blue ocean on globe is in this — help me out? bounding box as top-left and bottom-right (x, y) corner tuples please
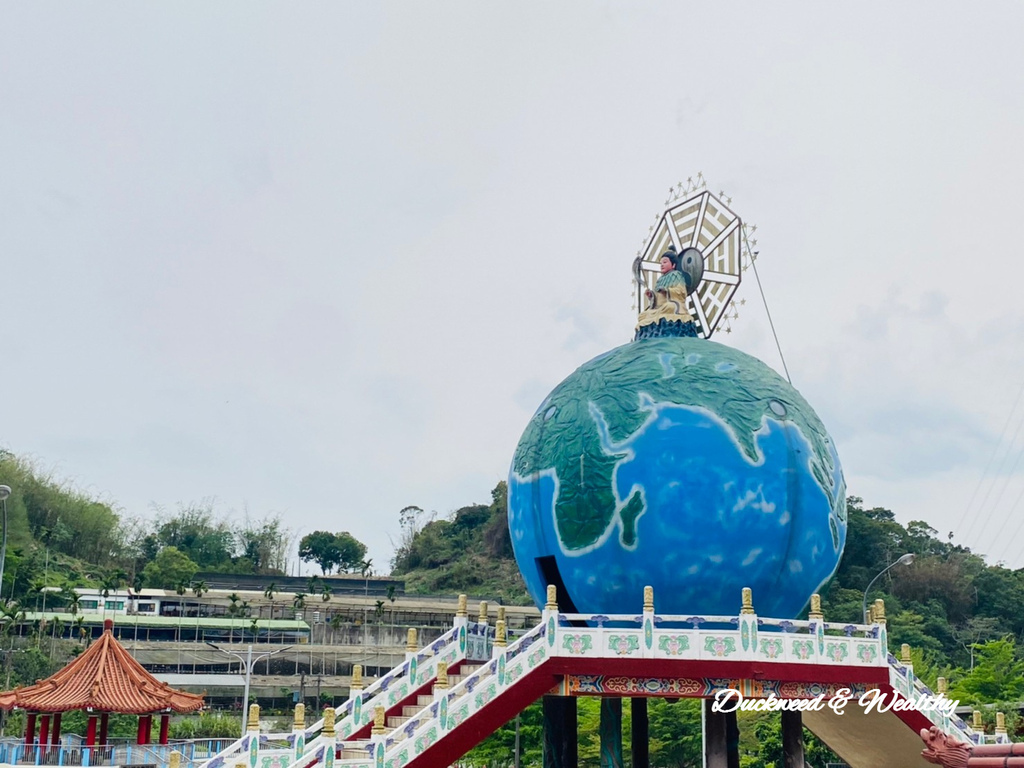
(508, 337), (846, 619)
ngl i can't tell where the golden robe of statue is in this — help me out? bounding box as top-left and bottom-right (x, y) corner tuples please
(636, 269), (693, 331)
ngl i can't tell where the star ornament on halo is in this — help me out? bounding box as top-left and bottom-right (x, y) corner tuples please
(632, 186), (745, 339)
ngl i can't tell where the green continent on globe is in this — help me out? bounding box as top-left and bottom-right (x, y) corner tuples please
(511, 337), (842, 554)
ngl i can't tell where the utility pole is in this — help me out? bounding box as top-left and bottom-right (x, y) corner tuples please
(207, 642), (291, 734)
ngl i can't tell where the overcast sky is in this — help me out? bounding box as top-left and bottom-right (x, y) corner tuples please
(3, 3), (1024, 573)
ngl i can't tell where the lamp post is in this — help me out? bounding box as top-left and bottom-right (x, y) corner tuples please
(207, 642), (291, 734)
(0, 485), (11, 599)
(862, 553), (915, 623)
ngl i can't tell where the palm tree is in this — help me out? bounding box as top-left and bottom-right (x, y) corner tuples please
(67, 590), (81, 619)
(306, 574), (321, 595)
(192, 580), (208, 617)
(292, 592), (306, 621)
(263, 583), (276, 620)
(175, 581), (188, 644)
(227, 593), (241, 643)
(321, 584), (332, 603)
(329, 613), (344, 645)
(74, 616), (85, 645)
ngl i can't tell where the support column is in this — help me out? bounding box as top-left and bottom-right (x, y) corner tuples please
(599, 698), (623, 768)
(99, 712), (109, 745)
(24, 712), (36, 747)
(159, 714), (170, 745)
(704, 699), (741, 768)
(630, 698), (648, 768)
(542, 695), (577, 768)
(85, 715), (97, 746)
(136, 716), (146, 745)
(726, 709), (739, 768)
(144, 714), (153, 744)
(51, 713), (62, 746)
(781, 710), (804, 768)
(39, 715), (50, 747)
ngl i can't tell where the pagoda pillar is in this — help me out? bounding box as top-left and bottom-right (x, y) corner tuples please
(23, 712), (36, 746)
(144, 714), (153, 744)
(99, 712), (109, 745)
(50, 713), (62, 746)
(159, 714), (170, 745)
(136, 715), (147, 745)
(85, 714), (97, 746)
(631, 699), (648, 768)
(39, 714), (50, 747)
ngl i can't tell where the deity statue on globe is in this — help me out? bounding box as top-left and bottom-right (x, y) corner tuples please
(507, 186), (847, 619)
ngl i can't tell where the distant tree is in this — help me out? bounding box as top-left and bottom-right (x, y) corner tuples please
(141, 547), (200, 590)
(154, 502), (235, 569)
(336, 533), (367, 573)
(237, 513), (293, 574)
(298, 532), (342, 575)
(321, 584), (332, 603)
(950, 637), (1024, 704)
(298, 531), (367, 575)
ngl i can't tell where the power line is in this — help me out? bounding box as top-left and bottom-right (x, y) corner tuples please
(971, 437), (1024, 557)
(954, 382), (1019, 544)
(987, 481), (1024, 566)
(742, 227), (791, 385)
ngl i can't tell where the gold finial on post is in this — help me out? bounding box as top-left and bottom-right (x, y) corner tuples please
(351, 664), (363, 690)
(406, 628), (417, 653)
(996, 712), (1007, 735)
(436, 661), (449, 689)
(808, 594), (823, 621)
(478, 601), (489, 624)
(495, 620), (507, 648)
(973, 711), (983, 730)
(937, 677), (947, 694)
(545, 585), (558, 611)
(643, 586), (654, 612)
(169, 752), (182, 768)
(456, 594), (468, 617)
(497, 606), (506, 625)
(901, 644), (911, 663)
(247, 703), (260, 731)
(293, 703), (305, 728)
(323, 708), (336, 738)
(873, 599), (886, 625)
(371, 706), (386, 735)
(741, 587), (754, 615)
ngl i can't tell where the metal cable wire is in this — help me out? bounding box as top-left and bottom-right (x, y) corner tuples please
(742, 227), (791, 385)
(959, 381), (1024, 548)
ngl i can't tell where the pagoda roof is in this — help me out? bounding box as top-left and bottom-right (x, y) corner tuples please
(0, 620), (204, 715)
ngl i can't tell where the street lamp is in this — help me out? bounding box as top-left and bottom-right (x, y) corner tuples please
(207, 642), (292, 734)
(0, 485), (11, 600)
(862, 553), (915, 623)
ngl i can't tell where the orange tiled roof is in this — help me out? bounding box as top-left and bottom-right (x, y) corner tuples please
(0, 620), (204, 715)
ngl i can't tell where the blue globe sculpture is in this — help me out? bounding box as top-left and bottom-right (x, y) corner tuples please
(508, 337), (846, 619)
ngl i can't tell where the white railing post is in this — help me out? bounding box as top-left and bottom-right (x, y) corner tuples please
(348, 664), (364, 733)
(246, 704), (259, 768)
(739, 587), (758, 660)
(321, 708), (335, 768)
(543, 585), (559, 652)
(291, 703), (305, 763)
(642, 585), (656, 657)
(405, 628), (418, 663)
